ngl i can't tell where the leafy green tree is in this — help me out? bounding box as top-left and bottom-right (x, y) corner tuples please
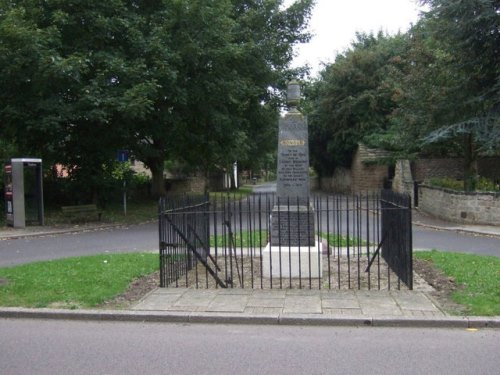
(307, 32), (409, 176)
(0, 0), (314, 200)
(0, 0), (145, 202)
(308, 0), (499, 189)
(405, 0), (500, 190)
(419, 0), (498, 108)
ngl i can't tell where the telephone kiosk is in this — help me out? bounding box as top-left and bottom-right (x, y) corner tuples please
(4, 158), (44, 228)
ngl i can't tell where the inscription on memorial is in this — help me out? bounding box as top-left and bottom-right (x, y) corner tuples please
(276, 114), (310, 201)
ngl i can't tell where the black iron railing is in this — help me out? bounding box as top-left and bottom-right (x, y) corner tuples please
(380, 189), (413, 289)
(159, 191), (412, 290)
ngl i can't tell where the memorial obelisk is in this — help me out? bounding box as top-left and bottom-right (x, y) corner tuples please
(263, 81), (322, 278)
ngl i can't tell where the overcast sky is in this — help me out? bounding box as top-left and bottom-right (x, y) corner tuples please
(284, 0), (428, 76)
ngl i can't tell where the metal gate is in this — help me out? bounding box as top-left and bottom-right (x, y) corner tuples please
(380, 190), (413, 289)
(159, 191), (412, 290)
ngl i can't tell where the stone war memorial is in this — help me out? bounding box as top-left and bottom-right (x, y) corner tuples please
(263, 81), (322, 278)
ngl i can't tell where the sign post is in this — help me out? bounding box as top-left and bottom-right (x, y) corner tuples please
(117, 150), (129, 215)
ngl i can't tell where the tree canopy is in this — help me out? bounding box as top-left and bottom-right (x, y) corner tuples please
(0, 0), (314, 199)
(307, 32), (409, 175)
(307, 0), (499, 189)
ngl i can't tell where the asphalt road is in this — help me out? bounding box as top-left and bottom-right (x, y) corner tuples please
(1, 216), (498, 268)
(0, 222), (159, 267)
(1, 319), (499, 375)
(0, 183), (498, 267)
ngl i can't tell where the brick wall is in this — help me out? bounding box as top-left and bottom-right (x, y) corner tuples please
(414, 157), (500, 181)
(414, 158), (462, 181)
(419, 185), (500, 225)
(478, 157), (500, 180)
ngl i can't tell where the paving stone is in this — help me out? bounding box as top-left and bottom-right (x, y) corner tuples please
(320, 290), (358, 300)
(392, 292), (440, 311)
(285, 289), (321, 296)
(152, 288), (187, 295)
(207, 295), (249, 312)
(322, 298), (360, 309)
(244, 307), (283, 314)
(322, 308), (363, 315)
(132, 293), (182, 310)
(283, 296), (321, 314)
(174, 291), (217, 308)
(216, 289), (252, 296)
(423, 310), (445, 317)
(247, 297), (285, 308)
(163, 306), (209, 312)
(358, 296), (403, 316)
(251, 290), (287, 299)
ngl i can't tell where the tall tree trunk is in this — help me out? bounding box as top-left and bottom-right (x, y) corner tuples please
(463, 132), (477, 192)
(147, 158), (166, 198)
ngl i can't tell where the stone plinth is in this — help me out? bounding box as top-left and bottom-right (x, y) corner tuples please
(262, 242), (323, 278)
(271, 205), (315, 247)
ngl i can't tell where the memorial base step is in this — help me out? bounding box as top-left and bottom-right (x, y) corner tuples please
(262, 242), (323, 278)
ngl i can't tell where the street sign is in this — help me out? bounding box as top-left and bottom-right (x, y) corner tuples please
(117, 150), (129, 162)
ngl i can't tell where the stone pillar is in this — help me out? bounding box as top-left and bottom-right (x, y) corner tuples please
(263, 81), (322, 278)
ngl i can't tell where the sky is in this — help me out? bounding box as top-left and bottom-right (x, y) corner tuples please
(284, 0), (428, 76)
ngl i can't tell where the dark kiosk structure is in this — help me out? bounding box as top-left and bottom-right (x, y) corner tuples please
(4, 158), (44, 228)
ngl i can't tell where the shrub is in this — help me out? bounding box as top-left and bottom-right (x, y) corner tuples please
(428, 176), (499, 192)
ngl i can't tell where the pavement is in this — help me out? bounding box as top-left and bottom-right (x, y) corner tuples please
(412, 209), (500, 238)
(1, 210), (499, 328)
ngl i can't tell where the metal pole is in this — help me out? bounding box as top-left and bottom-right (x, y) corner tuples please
(123, 179), (127, 215)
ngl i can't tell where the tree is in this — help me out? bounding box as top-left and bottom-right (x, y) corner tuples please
(307, 32), (410, 176)
(0, 0), (314, 199)
(0, 0), (149, 202)
(409, 0), (500, 190)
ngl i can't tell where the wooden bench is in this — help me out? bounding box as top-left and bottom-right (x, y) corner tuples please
(61, 204), (102, 222)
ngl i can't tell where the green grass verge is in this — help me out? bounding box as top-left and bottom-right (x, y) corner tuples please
(209, 230), (367, 248)
(319, 232), (368, 247)
(209, 186), (254, 201)
(0, 253), (158, 309)
(43, 200), (158, 226)
(210, 230), (269, 248)
(415, 250), (500, 316)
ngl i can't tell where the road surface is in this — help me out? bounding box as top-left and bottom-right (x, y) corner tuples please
(0, 319), (498, 375)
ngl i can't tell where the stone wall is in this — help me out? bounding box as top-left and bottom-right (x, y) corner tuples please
(318, 167), (351, 193)
(317, 144), (391, 194)
(166, 177), (206, 194)
(310, 176), (320, 191)
(392, 160), (414, 201)
(418, 185), (500, 225)
(351, 144), (391, 193)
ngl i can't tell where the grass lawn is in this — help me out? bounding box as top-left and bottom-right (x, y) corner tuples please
(209, 230), (367, 248)
(415, 250), (500, 316)
(209, 186), (254, 201)
(0, 253), (158, 309)
(38, 186), (254, 227)
(43, 200), (158, 226)
(210, 230), (269, 248)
